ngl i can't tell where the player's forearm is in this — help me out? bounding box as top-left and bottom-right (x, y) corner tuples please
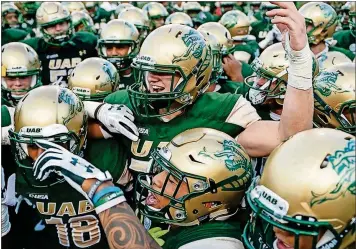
(98, 202), (162, 249)
(278, 35), (314, 141)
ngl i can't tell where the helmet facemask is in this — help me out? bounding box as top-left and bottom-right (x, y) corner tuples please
(40, 18), (74, 46)
(245, 58), (287, 106)
(98, 40), (139, 72)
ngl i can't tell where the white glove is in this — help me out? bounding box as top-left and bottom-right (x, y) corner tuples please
(258, 29), (276, 49)
(33, 140), (113, 204)
(95, 103), (139, 141)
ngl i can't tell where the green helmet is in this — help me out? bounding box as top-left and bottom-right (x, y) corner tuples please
(36, 2), (74, 46)
(1, 42), (42, 107)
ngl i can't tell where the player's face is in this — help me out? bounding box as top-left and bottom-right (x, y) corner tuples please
(152, 17), (165, 28)
(45, 20), (69, 35)
(105, 44), (131, 57)
(146, 170), (189, 209)
(4, 76), (32, 95)
(27, 144), (45, 161)
(5, 12), (19, 25)
(273, 227), (324, 249)
(146, 71), (181, 93)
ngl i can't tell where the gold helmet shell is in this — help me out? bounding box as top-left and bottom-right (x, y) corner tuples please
(36, 2), (73, 46)
(9, 86), (87, 169)
(244, 128), (355, 249)
(165, 12), (193, 27)
(1, 42), (42, 106)
(71, 10), (95, 33)
(68, 57), (119, 101)
(98, 19), (140, 71)
(63, 1), (86, 13)
(299, 2), (338, 45)
(118, 7), (150, 41)
(115, 3), (133, 17)
(129, 24), (213, 118)
(219, 10), (250, 40)
(137, 128), (253, 225)
(142, 2), (168, 30)
(197, 22), (234, 55)
(313, 63), (356, 134)
(2, 2), (23, 27)
(318, 51), (352, 70)
(183, 1), (202, 17)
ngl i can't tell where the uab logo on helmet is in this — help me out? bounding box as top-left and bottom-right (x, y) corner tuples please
(173, 30), (206, 63)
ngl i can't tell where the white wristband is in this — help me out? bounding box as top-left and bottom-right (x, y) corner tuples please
(95, 196), (126, 214)
(285, 33), (313, 90)
(83, 101), (101, 119)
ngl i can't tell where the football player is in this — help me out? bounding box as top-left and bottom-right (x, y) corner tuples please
(63, 1), (86, 13)
(135, 128), (253, 247)
(117, 7), (150, 46)
(197, 22), (254, 84)
(86, 1), (315, 186)
(182, 2), (202, 19)
(142, 2), (169, 31)
(299, 2), (355, 61)
(243, 128), (355, 249)
(16, 1), (41, 30)
(71, 10), (96, 34)
(313, 63), (355, 135)
(114, 2), (133, 18)
(333, 2), (356, 54)
(220, 10), (260, 64)
(21, 2), (98, 87)
(97, 19), (139, 90)
(7, 86), (132, 249)
(165, 12), (193, 27)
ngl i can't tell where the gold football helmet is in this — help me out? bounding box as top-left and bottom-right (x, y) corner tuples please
(115, 3), (133, 17)
(197, 22), (234, 55)
(63, 1), (86, 13)
(2, 2), (23, 28)
(36, 2), (74, 46)
(9, 86), (88, 187)
(199, 30), (223, 84)
(165, 12), (193, 27)
(71, 10), (95, 33)
(219, 10), (251, 41)
(1, 42), (42, 107)
(183, 2), (202, 18)
(246, 42), (319, 106)
(142, 2), (169, 30)
(68, 57), (119, 101)
(129, 24), (212, 118)
(318, 51), (352, 70)
(313, 63), (355, 134)
(136, 128), (253, 225)
(243, 128), (355, 249)
(98, 19), (140, 72)
(299, 2), (338, 45)
(118, 7), (150, 43)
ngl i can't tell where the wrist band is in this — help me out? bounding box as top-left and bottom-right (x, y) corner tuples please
(94, 103), (106, 120)
(92, 186), (122, 203)
(95, 196), (127, 214)
(87, 180), (102, 200)
(94, 191), (124, 208)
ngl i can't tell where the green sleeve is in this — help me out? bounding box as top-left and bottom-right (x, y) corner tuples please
(104, 90), (132, 108)
(1, 105), (11, 127)
(2, 28), (29, 45)
(221, 81), (250, 96)
(241, 61), (254, 78)
(85, 138), (130, 184)
(20, 37), (41, 51)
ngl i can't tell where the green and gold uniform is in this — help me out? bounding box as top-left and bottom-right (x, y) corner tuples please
(14, 138), (129, 249)
(333, 30), (356, 55)
(22, 32), (98, 86)
(162, 221), (244, 249)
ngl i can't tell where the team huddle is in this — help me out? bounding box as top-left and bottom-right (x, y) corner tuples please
(1, 1), (355, 249)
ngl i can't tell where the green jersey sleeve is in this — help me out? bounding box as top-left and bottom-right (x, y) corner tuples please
(1, 105), (11, 127)
(2, 28), (30, 45)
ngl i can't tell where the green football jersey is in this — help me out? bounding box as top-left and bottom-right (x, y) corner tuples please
(232, 41), (259, 64)
(333, 30), (356, 53)
(217, 80), (250, 96)
(15, 138), (128, 249)
(1, 105), (11, 127)
(21, 31), (98, 86)
(117, 73), (135, 91)
(162, 221), (243, 249)
(105, 90), (259, 173)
